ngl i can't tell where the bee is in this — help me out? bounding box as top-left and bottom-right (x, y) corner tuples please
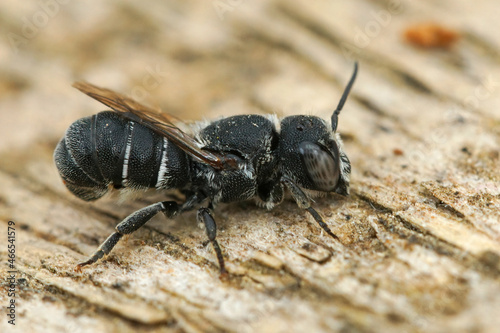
(54, 63), (358, 275)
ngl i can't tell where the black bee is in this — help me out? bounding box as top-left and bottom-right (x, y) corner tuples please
(54, 63), (358, 275)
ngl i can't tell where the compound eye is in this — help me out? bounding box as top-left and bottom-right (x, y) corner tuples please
(299, 141), (340, 192)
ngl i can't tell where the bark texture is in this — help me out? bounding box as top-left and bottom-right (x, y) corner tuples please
(0, 1), (499, 332)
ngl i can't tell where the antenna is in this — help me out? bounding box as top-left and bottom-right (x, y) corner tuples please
(331, 62), (358, 132)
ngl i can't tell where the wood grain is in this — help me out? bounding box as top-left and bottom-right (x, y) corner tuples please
(1, 1), (499, 332)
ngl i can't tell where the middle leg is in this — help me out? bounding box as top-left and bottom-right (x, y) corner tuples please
(197, 207), (227, 275)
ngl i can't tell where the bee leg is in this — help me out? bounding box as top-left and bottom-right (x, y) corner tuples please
(76, 197), (199, 269)
(197, 207), (227, 276)
(281, 176), (339, 240)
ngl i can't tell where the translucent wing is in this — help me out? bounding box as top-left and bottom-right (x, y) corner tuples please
(73, 81), (236, 170)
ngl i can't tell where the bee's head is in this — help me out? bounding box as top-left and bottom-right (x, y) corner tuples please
(278, 62), (357, 195)
(279, 115), (348, 194)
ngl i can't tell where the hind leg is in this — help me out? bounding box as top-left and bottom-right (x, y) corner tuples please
(77, 195), (202, 269)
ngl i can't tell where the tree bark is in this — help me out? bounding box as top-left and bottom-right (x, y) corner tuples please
(0, 1), (499, 332)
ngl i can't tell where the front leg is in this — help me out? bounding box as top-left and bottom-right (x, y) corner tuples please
(281, 176), (339, 240)
(257, 179), (284, 210)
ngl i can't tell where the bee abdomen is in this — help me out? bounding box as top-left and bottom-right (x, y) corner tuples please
(54, 137), (108, 201)
(54, 111), (190, 201)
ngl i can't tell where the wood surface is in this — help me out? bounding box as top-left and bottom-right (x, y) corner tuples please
(0, 1), (499, 332)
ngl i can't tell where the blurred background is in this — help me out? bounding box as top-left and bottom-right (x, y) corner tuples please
(1, 1), (500, 332)
(2, 0), (498, 153)
(2, 0), (500, 142)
